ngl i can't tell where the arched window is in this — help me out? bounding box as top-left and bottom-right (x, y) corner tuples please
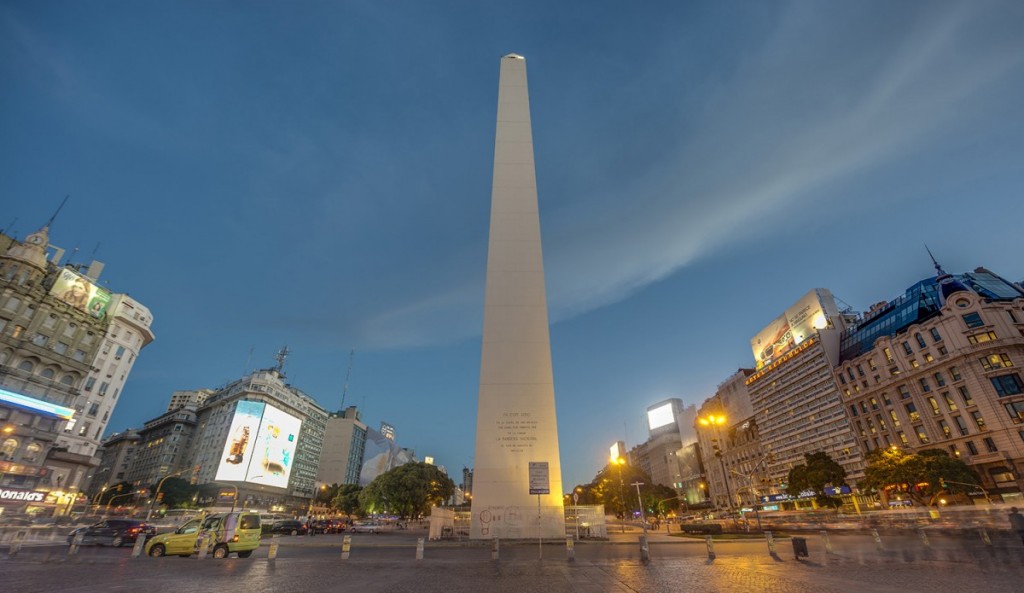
(60, 375), (75, 386)
(1, 438), (18, 458)
(24, 442), (42, 462)
(0, 350), (9, 364)
(41, 368), (56, 380)
(17, 360), (33, 373)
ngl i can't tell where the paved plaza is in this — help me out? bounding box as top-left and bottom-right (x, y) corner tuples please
(4, 530), (1023, 593)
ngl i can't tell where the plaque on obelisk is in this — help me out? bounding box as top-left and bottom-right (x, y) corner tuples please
(469, 54), (565, 540)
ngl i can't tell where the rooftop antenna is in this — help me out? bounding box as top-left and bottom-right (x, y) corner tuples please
(244, 346), (254, 376)
(90, 241), (101, 258)
(47, 194), (70, 229)
(2, 217), (17, 235)
(339, 349), (355, 411)
(273, 345), (290, 373)
(925, 244), (947, 276)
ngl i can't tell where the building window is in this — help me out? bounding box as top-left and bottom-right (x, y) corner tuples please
(983, 437), (998, 453)
(927, 397), (941, 415)
(898, 385), (911, 399)
(1009, 310), (1019, 323)
(959, 386), (974, 406)
(966, 441), (978, 455)
(84, 377), (96, 391)
(943, 392), (958, 412)
(954, 416), (970, 436)
(916, 428), (930, 444)
(23, 442), (42, 462)
(930, 328), (942, 343)
(98, 382), (109, 396)
(115, 346), (125, 360)
(882, 392), (892, 406)
(906, 403), (920, 423)
(1, 438), (18, 458)
(877, 415), (888, 431)
(869, 397), (879, 410)
(1004, 400), (1024, 423)
(40, 368), (55, 380)
(991, 374), (1024, 397)
(915, 333), (927, 349)
(850, 405), (859, 417)
(938, 346), (948, 356)
(898, 432), (909, 445)
(939, 420), (951, 438)
(924, 353), (934, 363)
(910, 359), (920, 369)
(962, 312), (985, 328)
(884, 347), (894, 363)
(933, 372), (946, 387)
(980, 353), (1014, 371)
(17, 360), (33, 373)
(890, 410), (902, 428)
(968, 331), (998, 344)
(971, 411), (986, 430)
(87, 402), (100, 417)
(902, 341), (914, 355)
(919, 378), (931, 393)
(950, 366), (962, 381)
(32, 334), (48, 347)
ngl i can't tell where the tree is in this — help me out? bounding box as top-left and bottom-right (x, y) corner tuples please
(147, 477), (196, 509)
(331, 484), (364, 517)
(576, 464), (676, 519)
(359, 462), (455, 519)
(786, 452), (848, 508)
(859, 447), (979, 507)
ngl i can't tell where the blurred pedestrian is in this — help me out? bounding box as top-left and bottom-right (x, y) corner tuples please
(1009, 507), (1024, 545)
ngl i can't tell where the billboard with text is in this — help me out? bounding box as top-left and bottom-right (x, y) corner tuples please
(750, 289), (839, 369)
(50, 268), (111, 320)
(215, 400), (301, 489)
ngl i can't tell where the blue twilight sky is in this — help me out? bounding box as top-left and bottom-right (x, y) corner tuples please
(2, 1), (1023, 491)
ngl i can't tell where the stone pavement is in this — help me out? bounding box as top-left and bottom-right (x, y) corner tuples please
(4, 542), (1023, 593)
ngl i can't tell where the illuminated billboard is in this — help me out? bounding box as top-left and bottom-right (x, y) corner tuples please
(215, 400), (302, 489)
(750, 289), (840, 369)
(647, 402), (675, 431)
(50, 268), (111, 320)
(0, 387), (75, 420)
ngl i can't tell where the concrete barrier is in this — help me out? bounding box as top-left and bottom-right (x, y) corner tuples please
(416, 537), (424, 561)
(340, 535), (350, 560)
(491, 538), (499, 561)
(566, 536), (574, 562)
(705, 535), (715, 560)
(131, 534), (147, 558)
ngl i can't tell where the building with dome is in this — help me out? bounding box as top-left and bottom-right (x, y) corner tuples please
(835, 262), (1024, 502)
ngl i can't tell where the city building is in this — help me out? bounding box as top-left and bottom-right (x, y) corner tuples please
(0, 223), (152, 514)
(124, 406), (198, 488)
(86, 429), (140, 498)
(315, 405), (367, 486)
(836, 264), (1024, 502)
(640, 398), (698, 504)
(166, 389), (213, 412)
(744, 289), (864, 492)
(694, 370), (758, 510)
(188, 362), (328, 511)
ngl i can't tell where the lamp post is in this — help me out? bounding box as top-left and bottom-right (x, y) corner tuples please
(612, 456), (627, 533)
(631, 481), (647, 535)
(698, 414), (735, 520)
(104, 491), (141, 517)
(146, 470), (185, 520)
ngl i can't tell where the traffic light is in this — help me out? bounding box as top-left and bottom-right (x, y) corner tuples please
(939, 478), (947, 489)
(156, 492), (164, 502)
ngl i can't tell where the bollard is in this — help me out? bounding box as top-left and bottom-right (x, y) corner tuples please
(340, 535), (351, 560)
(416, 537), (424, 561)
(979, 528), (992, 546)
(820, 530), (833, 554)
(132, 534), (147, 558)
(918, 529), (931, 549)
(639, 535), (650, 564)
(765, 530), (776, 555)
(269, 535), (280, 560)
(9, 529), (27, 557)
(196, 533), (208, 559)
(871, 528), (883, 551)
(705, 535), (715, 560)
(491, 537), (500, 561)
(566, 536), (575, 562)
(69, 532), (84, 556)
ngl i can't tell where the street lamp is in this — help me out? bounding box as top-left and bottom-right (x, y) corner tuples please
(611, 455), (627, 533)
(698, 414), (735, 520)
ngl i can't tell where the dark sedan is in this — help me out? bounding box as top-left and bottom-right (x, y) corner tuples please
(268, 520), (308, 536)
(68, 519), (157, 547)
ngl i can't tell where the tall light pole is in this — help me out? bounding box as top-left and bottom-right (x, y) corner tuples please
(631, 481), (647, 536)
(698, 414), (735, 519)
(611, 456), (627, 533)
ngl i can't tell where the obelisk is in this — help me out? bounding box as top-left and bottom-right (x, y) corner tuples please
(470, 54), (565, 540)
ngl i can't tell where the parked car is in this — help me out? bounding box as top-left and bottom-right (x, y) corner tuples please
(145, 511), (262, 559)
(67, 519), (157, 547)
(268, 520), (307, 536)
(310, 519), (346, 534)
(350, 521), (387, 534)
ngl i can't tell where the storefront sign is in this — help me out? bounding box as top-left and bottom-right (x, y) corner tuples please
(0, 488), (47, 502)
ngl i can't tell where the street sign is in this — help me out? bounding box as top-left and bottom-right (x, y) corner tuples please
(528, 461), (550, 495)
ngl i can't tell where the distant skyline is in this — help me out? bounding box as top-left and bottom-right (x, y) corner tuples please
(2, 1), (1023, 491)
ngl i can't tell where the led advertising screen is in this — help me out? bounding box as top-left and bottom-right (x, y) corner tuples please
(215, 400), (265, 483)
(647, 402), (675, 431)
(50, 268), (111, 320)
(215, 401), (302, 489)
(750, 289), (838, 369)
(245, 403), (302, 488)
